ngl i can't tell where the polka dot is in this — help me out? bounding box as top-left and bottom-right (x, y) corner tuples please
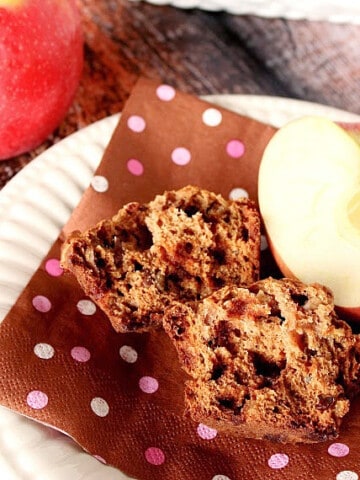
(261, 234), (268, 251)
(119, 345), (138, 363)
(229, 187), (249, 200)
(127, 158), (144, 176)
(171, 147), (191, 166)
(197, 423), (218, 440)
(90, 397), (109, 417)
(202, 108), (222, 127)
(226, 139), (245, 158)
(45, 258), (63, 277)
(77, 299), (96, 316)
(328, 443), (350, 458)
(139, 376), (159, 394)
(32, 295), (52, 313)
(27, 390), (48, 410)
(71, 346), (91, 363)
(268, 453), (289, 469)
(127, 115), (146, 133)
(212, 476), (231, 480)
(34, 343), (54, 360)
(156, 84), (176, 101)
(145, 447), (165, 465)
(336, 472), (358, 480)
(91, 175), (109, 193)
(94, 455), (107, 464)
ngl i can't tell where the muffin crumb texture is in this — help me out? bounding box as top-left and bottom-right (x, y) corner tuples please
(61, 185), (260, 332)
(163, 277), (360, 443)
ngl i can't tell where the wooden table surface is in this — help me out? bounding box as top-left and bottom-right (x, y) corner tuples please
(1, 0), (360, 188)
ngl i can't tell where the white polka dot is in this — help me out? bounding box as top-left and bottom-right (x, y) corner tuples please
(202, 108), (222, 127)
(34, 343), (55, 360)
(91, 175), (109, 193)
(260, 234), (268, 251)
(229, 187), (249, 200)
(119, 345), (138, 363)
(77, 299), (96, 316)
(336, 472), (359, 480)
(212, 476), (231, 480)
(91, 397), (109, 417)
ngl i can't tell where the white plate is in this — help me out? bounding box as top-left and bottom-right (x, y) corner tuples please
(129, 0), (360, 24)
(0, 95), (359, 480)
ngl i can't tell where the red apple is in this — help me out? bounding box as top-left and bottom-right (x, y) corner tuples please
(0, 0), (83, 160)
(258, 116), (360, 322)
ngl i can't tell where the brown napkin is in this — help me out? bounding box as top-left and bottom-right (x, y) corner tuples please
(0, 78), (359, 480)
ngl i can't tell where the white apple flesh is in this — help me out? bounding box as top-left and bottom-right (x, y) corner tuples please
(258, 116), (360, 321)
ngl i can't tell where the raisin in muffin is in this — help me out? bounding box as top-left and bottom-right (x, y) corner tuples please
(61, 185), (260, 332)
(163, 277), (360, 443)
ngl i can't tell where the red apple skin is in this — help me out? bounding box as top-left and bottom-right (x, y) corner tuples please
(0, 0), (83, 160)
(338, 122), (360, 147)
(335, 306), (360, 325)
(267, 235), (360, 324)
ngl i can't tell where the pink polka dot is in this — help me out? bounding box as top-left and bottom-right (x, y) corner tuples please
(45, 258), (63, 277)
(197, 423), (218, 440)
(127, 158), (144, 176)
(328, 443), (350, 458)
(268, 453), (289, 469)
(226, 139), (245, 158)
(27, 390), (48, 410)
(94, 455), (107, 464)
(156, 84), (176, 101)
(32, 295), (52, 313)
(71, 346), (91, 363)
(127, 115), (146, 133)
(171, 147), (191, 166)
(145, 447), (165, 465)
(139, 376), (159, 394)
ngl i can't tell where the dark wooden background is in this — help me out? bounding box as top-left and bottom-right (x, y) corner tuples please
(1, 0), (360, 188)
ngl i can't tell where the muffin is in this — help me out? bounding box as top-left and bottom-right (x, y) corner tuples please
(61, 185), (260, 332)
(163, 277), (360, 443)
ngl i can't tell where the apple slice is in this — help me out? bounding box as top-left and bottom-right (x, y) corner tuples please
(258, 116), (360, 322)
(340, 122), (360, 147)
